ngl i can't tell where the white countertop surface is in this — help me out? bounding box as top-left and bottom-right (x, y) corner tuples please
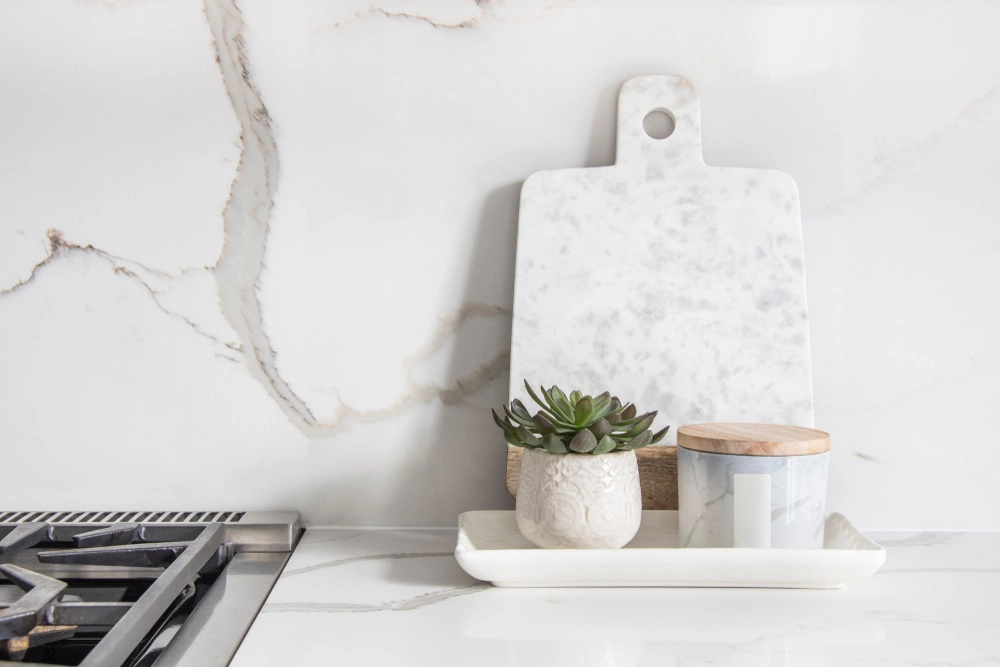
(229, 526), (999, 666)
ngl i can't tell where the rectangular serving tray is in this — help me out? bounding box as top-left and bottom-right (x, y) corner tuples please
(455, 510), (885, 589)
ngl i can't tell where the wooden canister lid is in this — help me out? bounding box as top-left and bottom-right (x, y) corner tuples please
(677, 423), (830, 457)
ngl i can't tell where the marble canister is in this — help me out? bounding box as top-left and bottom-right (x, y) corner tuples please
(677, 423), (830, 549)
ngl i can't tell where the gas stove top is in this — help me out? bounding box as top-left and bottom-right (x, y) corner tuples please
(0, 511), (300, 666)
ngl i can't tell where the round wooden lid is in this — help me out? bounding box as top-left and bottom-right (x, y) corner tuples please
(676, 423), (830, 457)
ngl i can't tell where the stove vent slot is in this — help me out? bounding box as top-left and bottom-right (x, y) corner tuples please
(0, 511), (246, 524)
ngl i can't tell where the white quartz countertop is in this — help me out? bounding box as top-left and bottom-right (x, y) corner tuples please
(229, 526), (999, 666)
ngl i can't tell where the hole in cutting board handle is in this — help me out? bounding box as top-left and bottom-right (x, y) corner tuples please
(642, 109), (675, 140)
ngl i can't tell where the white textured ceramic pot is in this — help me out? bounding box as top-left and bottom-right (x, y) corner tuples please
(515, 448), (642, 549)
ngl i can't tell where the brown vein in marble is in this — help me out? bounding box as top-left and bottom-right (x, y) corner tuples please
(0, 229), (241, 355)
(263, 583), (489, 614)
(4, 0), (510, 437)
(313, 302), (511, 434)
(327, 1), (488, 31)
(204, 0), (318, 431)
(2, 220), (509, 434)
(205, 0), (512, 435)
(322, 0), (569, 32)
(328, 348), (509, 434)
(365, 7), (481, 30)
(339, 302), (511, 414)
(281, 552), (453, 579)
(0, 230), (76, 297)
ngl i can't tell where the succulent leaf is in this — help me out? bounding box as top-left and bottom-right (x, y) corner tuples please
(523, 380), (545, 405)
(548, 386), (576, 421)
(589, 418), (612, 439)
(510, 399), (533, 421)
(624, 412), (657, 438)
(650, 426), (671, 444)
(515, 426), (541, 447)
(591, 394), (613, 420)
(616, 413), (652, 428)
(623, 430), (653, 450)
(497, 381), (668, 455)
(592, 435), (617, 455)
(574, 396), (594, 424)
(542, 433), (568, 454)
(569, 429), (598, 453)
(504, 405), (534, 428)
(492, 410), (517, 436)
(524, 382), (565, 422)
(539, 385), (573, 422)
(532, 412), (557, 433)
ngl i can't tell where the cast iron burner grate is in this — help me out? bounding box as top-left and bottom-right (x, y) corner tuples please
(0, 511), (299, 666)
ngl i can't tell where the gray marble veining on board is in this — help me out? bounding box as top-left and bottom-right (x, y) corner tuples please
(509, 75), (814, 439)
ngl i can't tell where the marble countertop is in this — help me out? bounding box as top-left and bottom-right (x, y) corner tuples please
(229, 526), (999, 666)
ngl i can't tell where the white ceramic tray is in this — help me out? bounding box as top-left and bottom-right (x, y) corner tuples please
(455, 510), (885, 589)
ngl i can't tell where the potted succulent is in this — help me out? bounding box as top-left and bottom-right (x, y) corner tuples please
(493, 381), (669, 549)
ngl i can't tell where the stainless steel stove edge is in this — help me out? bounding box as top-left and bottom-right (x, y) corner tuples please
(150, 551), (293, 667)
(223, 511), (301, 553)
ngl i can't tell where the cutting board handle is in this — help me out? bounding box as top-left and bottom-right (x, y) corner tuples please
(616, 74), (704, 168)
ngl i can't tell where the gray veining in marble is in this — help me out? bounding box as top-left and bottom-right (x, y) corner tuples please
(228, 527), (1000, 667)
(281, 552), (454, 578)
(509, 75), (814, 440)
(264, 583), (489, 614)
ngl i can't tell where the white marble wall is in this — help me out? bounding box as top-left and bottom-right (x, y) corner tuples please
(1, 0), (998, 529)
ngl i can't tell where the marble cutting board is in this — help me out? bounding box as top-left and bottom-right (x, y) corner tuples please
(508, 75), (814, 481)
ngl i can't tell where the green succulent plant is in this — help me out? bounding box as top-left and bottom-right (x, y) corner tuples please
(493, 380), (669, 455)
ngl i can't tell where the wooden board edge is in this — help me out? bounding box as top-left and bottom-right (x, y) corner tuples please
(506, 445), (679, 510)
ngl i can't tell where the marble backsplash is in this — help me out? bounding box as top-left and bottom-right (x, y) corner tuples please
(1, 0), (997, 529)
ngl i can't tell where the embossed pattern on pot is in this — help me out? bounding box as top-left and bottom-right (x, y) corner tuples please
(515, 449), (641, 549)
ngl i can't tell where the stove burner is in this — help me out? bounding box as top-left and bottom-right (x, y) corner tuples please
(0, 565), (68, 640)
(38, 542), (232, 573)
(0, 511), (299, 666)
(0, 625), (77, 662)
(0, 517), (225, 665)
(0, 524), (49, 556)
(73, 524), (140, 549)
